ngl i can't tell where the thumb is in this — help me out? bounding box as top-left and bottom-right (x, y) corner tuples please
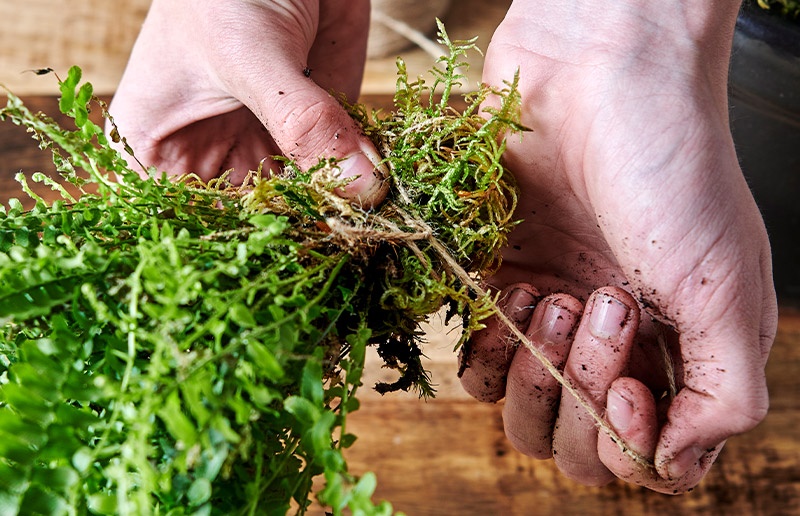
(196, 1), (386, 207)
(244, 72), (389, 209)
(655, 315), (770, 481)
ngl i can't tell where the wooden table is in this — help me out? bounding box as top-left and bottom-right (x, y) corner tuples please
(2, 95), (798, 516)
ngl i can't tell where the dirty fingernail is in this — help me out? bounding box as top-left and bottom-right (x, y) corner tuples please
(589, 293), (629, 339)
(506, 288), (537, 327)
(668, 446), (704, 479)
(335, 148), (388, 206)
(606, 388), (633, 432)
(539, 301), (578, 344)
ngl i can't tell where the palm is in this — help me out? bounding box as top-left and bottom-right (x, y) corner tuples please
(489, 39), (768, 369)
(490, 68), (685, 405)
(132, 108), (275, 184)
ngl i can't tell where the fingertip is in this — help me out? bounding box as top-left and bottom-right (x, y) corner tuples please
(653, 350), (768, 482)
(605, 378), (658, 460)
(665, 445), (705, 480)
(595, 378), (661, 487)
(600, 384), (728, 493)
(502, 283), (541, 326)
(252, 76), (383, 192)
(528, 293), (583, 344)
(459, 283), (539, 402)
(654, 388), (736, 482)
(642, 440), (723, 494)
(586, 287), (640, 340)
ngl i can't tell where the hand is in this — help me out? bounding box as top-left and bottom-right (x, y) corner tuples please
(459, 0), (778, 493)
(108, 0), (387, 207)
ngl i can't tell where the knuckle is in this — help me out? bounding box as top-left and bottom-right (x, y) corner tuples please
(717, 389), (769, 434)
(273, 97), (338, 155)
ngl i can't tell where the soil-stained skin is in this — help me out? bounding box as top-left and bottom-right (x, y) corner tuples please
(458, 284), (539, 402)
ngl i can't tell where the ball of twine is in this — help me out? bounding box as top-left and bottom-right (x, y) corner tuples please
(367, 0), (452, 59)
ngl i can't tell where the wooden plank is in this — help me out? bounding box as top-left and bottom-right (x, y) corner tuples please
(0, 0), (509, 96)
(0, 0), (151, 95)
(361, 0), (512, 95)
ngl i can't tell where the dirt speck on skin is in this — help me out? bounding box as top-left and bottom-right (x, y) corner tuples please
(634, 289), (678, 329)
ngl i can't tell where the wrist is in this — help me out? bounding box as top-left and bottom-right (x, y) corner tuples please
(504, 0), (741, 69)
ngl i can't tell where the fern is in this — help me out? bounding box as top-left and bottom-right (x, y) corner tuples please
(0, 23), (525, 516)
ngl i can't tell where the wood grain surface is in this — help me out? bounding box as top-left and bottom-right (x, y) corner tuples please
(0, 0), (151, 95)
(1, 95), (798, 515)
(0, 0), (510, 96)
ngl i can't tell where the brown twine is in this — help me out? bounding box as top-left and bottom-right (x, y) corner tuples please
(410, 213), (658, 470)
(658, 326), (678, 401)
(371, 176), (657, 468)
(325, 217), (431, 245)
(329, 195), (674, 469)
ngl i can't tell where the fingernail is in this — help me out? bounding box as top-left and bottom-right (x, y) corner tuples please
(589, 294), (629, 339)
(342, 141), (387, 176)
(668, 446), (704, 479)
(505, 288), (537, 327)
(606, 388), (633, 432)
(337, 152), (375, 181)
(538, 301), (577, 344)
(336, 146), (388, 206)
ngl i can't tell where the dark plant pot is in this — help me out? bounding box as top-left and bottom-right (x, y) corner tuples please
(729, 5), (800, 302)
(730, 4), (800, 301)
